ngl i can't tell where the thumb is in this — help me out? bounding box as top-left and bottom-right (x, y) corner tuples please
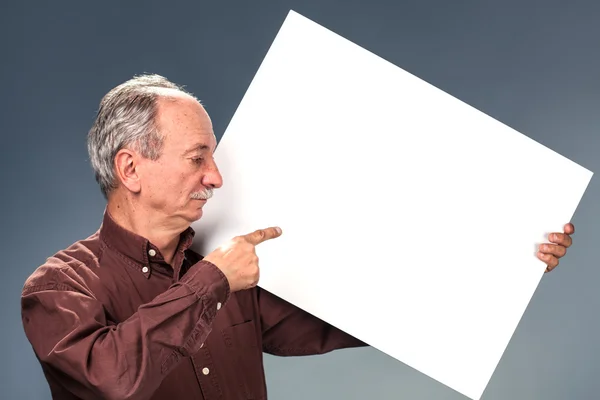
(564, 222), (575, 235)
(243, 227), (283, 245)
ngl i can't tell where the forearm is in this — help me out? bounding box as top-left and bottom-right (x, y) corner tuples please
(259, 288), (367, 357)
(264, 321), (367, 357)
(21, 261), (229, 400)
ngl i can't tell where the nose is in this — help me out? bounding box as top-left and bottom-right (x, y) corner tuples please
(201, 158), (223, 189)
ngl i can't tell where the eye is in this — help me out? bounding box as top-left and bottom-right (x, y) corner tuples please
(192, 157), (204, 165)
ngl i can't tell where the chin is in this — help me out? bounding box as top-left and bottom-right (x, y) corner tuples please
(190, 207), (204, 222)
(179, 201), (206, 223)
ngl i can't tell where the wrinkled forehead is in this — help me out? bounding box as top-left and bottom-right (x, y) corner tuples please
(155, 93), (216, 152)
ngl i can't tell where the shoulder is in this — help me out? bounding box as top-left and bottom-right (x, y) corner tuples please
(22, 231), (102, 297)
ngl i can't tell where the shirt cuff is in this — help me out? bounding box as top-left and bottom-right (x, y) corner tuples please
(181, 260), (231, 319)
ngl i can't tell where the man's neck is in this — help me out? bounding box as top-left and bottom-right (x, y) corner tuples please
(106, 193), (184, 265)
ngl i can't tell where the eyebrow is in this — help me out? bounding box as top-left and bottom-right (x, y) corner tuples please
(183, 144), (212, 155)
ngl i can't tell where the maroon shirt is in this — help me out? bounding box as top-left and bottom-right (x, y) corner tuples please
(21, 210), (366, 400)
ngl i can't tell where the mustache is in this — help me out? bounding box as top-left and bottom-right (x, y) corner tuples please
(190, 188), (214, 200)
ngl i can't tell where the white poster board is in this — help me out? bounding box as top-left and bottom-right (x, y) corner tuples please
(191, 10), (593, 400)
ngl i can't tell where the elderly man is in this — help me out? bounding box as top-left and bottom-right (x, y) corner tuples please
(21, 74), (575, 400)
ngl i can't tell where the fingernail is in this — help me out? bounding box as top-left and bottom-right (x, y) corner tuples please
(275, 227), (282, 234)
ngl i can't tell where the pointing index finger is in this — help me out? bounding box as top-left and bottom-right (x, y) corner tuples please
(244, 227), (283, 245)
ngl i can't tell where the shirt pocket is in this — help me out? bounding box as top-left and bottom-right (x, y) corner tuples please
(221, 320), (266, 400)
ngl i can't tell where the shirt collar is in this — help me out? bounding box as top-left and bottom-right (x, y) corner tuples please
(99, 208), (196, 266)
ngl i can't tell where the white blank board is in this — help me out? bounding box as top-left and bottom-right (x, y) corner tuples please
(191, 9), (593, 400)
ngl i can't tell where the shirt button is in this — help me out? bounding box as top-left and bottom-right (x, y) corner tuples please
(142, 266), (149, 273)
(216, 302), (222, 311)
(148, 249), (156, 257)
(202, 367), (210, 375)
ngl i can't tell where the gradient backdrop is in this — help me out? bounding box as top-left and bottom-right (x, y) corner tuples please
(1, 1), (599, 399)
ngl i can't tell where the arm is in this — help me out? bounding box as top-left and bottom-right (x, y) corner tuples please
(21, 260), (229, 400)
(258, 288), (367, 356)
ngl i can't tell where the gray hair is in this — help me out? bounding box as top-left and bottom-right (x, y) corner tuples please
(87, 73), (196, 198)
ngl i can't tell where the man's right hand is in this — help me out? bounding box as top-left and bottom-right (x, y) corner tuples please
(203, 227), (283, 292)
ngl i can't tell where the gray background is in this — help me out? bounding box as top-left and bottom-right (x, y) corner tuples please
(1, 0), (598, 399)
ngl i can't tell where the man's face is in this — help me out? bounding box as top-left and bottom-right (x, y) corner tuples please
(137, 94), (223, 225)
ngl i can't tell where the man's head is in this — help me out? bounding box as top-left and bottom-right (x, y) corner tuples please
(87, 74), (223, 225)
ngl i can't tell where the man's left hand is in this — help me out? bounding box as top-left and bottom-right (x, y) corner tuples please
(538, 223), (575, 273)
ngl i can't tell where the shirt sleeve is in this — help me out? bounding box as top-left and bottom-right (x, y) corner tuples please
(258, 288), (368, 356)
(20, 259), (229, 400)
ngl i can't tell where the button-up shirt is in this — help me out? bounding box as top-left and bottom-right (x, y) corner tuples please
(21, 210), (365, 400)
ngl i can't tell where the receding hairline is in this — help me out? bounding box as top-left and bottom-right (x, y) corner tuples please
(149, 86), (200, 103)
(153, 87), (211, 123)
(153, 88), (215, 153)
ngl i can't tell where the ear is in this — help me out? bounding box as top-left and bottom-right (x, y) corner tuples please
(114, 148), (142, 194)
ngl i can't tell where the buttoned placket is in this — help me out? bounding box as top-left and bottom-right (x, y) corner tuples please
(192, 345), (223, 399)
(141, 247), (156, 279)
(191, 298), (226, 399)
(143, 244), (226, 399)
(179, 252), (225, 399)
